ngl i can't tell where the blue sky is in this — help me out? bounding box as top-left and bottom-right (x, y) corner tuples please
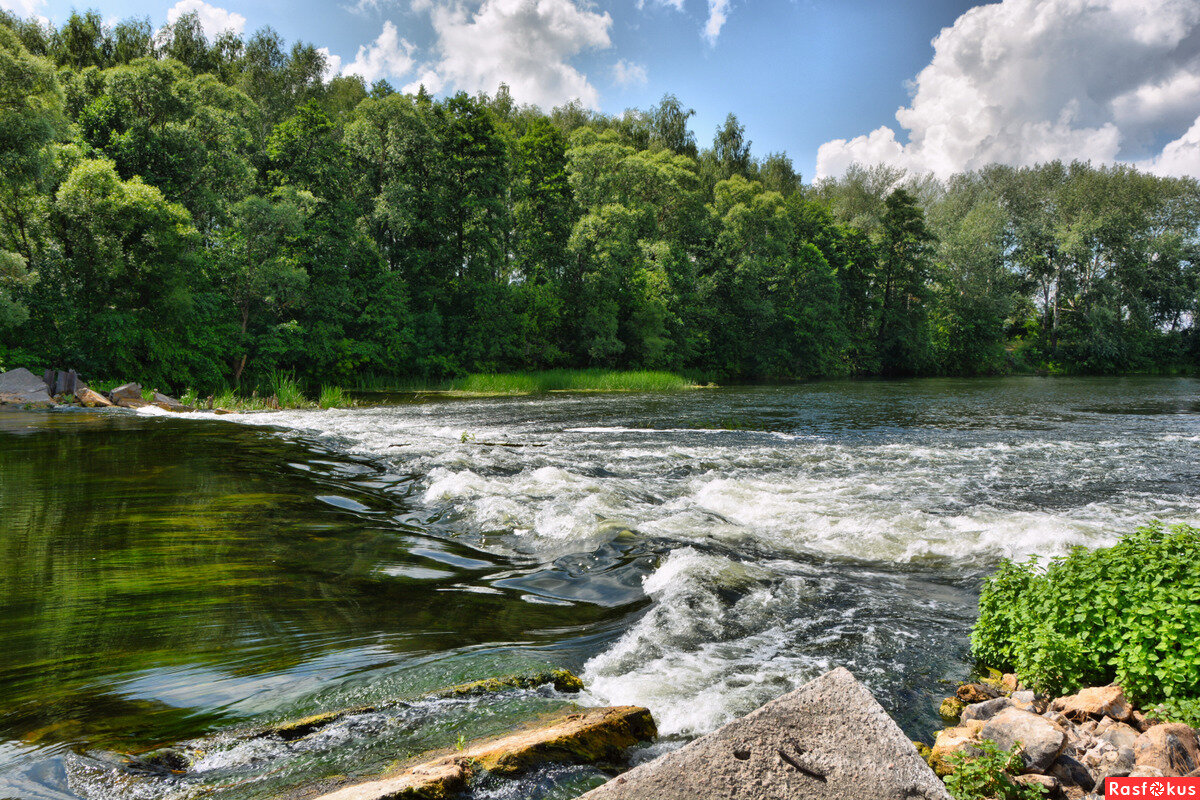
(9, 0), (1200, 179)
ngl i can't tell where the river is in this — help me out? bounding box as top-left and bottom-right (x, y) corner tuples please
(2, 378), (1198, 799)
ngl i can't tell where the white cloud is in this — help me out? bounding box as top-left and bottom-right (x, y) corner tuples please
(405, 0), (612, 109)
(612, 58), (647, 86)
(317, 47), (343, 81)
(703, 0), (730, 44)
(816, 0), (1200, 180)
(344, 20), (416, 85)
(1141, 114), (1200, 177)
(165, 0), (246, 38)
(0, 0), (46, 18)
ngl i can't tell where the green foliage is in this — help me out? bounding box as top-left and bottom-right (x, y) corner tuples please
(972, 522), (1200, 704)
(317, 385), (348, 408)
(944, 740), (1046, 800)
(1150, 697), (1200, 728)
(266, 369), (305, 408)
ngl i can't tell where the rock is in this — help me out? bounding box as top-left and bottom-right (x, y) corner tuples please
(0, 368), (55, 408)
(579, 667), (952, 800)
(1051, 686), (1132, 722)
(258, 706), (377, 742)
(312, 759), (469, 800)
(151, 392), (193, 412)
(109, 382), (143, 403)
(961, 697), (1012, 723)
(1134, 723), (1199, 776)
(1099, 722), (1140, 751)
(1002, 674), (1020, 693)
(930, 726), (978, 775)
(1013, 773), (1060, 793)
(470, 706), (654, 774)
(212, 408), (235, 415)
(77, 387), (113, 408)
(435, 669), (585, 698)
(311, 706), (655, 800)
(1128, 765), (1165, 778)
(53, 369), (81, 397)
(939, 697), (964, 721)
(1011, 691), (1043, 713)
(958, 683), (1001, 704)
(116, 396), (150, 409)
(1130, 710), (1154, 732)
(980, 708), (1067, 773)
(1050, 753), (1095, 791)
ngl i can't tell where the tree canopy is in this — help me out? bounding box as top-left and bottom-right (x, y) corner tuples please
(1, 10), (1198, 389)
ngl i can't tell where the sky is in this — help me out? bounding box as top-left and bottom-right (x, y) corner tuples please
(7, 0), (1200, 181)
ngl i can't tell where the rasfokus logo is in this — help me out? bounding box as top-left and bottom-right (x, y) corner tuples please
(1107, 778), (1200, 797)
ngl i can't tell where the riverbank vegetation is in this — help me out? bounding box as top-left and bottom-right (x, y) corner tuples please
(1, 12), (1199, 394)
(973, 521), (1200, 714)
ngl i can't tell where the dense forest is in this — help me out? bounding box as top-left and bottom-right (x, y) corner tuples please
(2, 10), (1199, 392)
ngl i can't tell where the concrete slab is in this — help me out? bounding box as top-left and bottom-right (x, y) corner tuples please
(579, 667), (952, 800)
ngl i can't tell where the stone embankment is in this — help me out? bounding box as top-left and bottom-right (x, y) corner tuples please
(929, 677), (1200, 798)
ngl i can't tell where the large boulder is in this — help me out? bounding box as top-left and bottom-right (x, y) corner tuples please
(578, 667), (952, 800)
(151, 392), (193, 413)
(0, 368), (55, 407)
(979, 708), (1067, 773)
(961, 697), (1012, 723)
(77, 387), (113, 408)
(1133, 723), (1199, 776)
(109, 383), (143, 403)
(1051, 686), (1132, 723)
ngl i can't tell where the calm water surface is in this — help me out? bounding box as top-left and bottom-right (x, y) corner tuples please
(2, 378), (1198, 799)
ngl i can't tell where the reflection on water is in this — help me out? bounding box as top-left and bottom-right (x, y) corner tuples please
(1, 377), (1199, 799)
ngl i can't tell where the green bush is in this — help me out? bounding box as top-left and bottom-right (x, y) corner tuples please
(944, 740), (1045, 800)
(318, 385), (349, 408)
(1150, 697), (1200, 727)
(267, 370), (307, 408)
(972, 522), (1200, 703)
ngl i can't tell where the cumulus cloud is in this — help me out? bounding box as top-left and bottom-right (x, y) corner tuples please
(345, 20), (416, 85)
(612, 59), (648, 86)
(815, 0), (1200, 180)
(405, 0), (612, 109)
(165, 0), (246, 38)
(703, 0), (730, 44)
(317, 47), (344, 81)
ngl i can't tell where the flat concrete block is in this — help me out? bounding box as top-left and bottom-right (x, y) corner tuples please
(580, 667), (952, 800)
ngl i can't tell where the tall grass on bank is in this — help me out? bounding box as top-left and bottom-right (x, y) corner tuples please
(449, 369), (695, 394)
(318, 385), (349, 408)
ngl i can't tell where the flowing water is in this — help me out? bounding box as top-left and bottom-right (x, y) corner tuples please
(2, 378), (1199, 799)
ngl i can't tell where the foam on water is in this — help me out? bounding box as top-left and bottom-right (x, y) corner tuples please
(214, 381), (1200, 740)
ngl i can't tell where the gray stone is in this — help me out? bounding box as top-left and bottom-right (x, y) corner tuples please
(961, 696), (1012, 723)
(0, 368), (55, 407)
(578, 667), (951, 800)
(151, 392), (192, 412)
(1134, 723), (1199, 776)
(109, 382), (143, 403)
(1011, 691), (1040, 713)
(1099, 723), (1140, 752)
(980, 707), (1067, 773)
(1050, 753), (1095, 791)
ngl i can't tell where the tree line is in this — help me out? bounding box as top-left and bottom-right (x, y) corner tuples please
(2, 10), (1198, 391)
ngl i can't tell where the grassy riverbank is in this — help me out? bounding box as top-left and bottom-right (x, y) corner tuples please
(356, 369), (702, 395)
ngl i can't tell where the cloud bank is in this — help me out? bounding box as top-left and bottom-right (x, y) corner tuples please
(404, 0), (612, 108)
(815, 0), (1200, 180)
(165, 0), (246, 38)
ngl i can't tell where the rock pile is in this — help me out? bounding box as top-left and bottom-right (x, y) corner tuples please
(0, 368), (205, 413)
(930, 679), (1199, 798)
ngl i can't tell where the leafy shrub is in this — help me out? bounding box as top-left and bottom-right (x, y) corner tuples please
(1150, 697), (1200, 727)
(972, 522), (1200, 703)
(944, 740), (1045, 800)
